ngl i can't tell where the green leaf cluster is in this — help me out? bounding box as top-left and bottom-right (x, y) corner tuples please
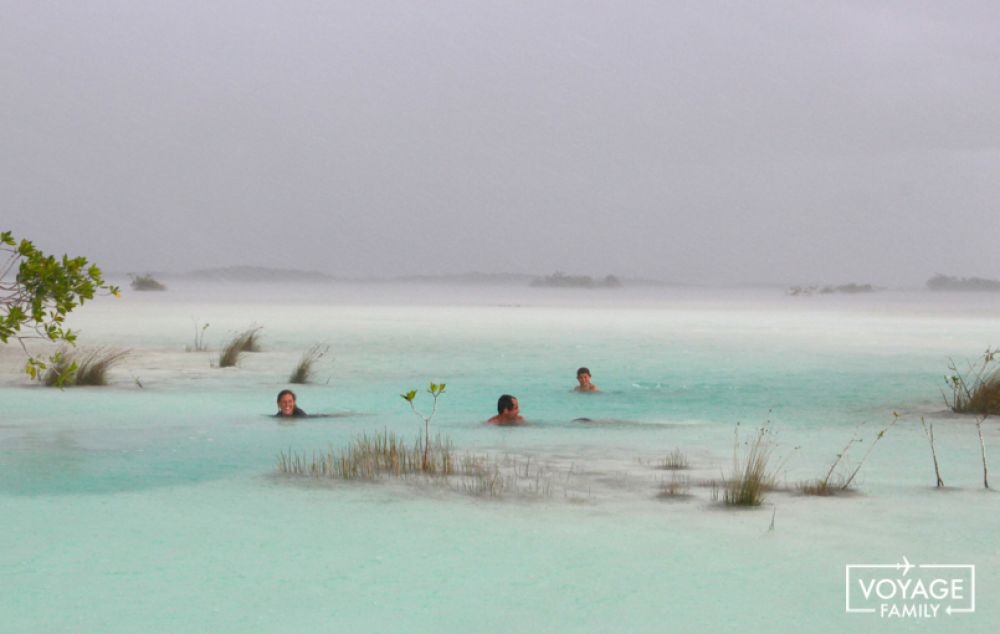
(400, 383), (447, 402)
(1, 230), (119, 383)
(428, 382), (446, 396)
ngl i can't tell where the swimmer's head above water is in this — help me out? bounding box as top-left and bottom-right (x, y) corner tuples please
(487, 394), (524, 425)
(575, 367), (598, 392)
(276, 389), (306, 417)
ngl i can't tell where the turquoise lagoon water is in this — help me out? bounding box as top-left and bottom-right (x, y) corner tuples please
(2, 283), (999, 632)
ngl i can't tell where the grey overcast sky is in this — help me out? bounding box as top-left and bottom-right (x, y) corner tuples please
(2, 1), (998, 285)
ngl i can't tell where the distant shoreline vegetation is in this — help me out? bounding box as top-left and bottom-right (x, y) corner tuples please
(786, 283), (875, 296)
(926, 274), (1000, 292)
(129, 273), (167, 291)
(531, 272), (623, 289)
(108, 265), (687, 288)
(184, 266), (335, 283)
(382, 272), (536, 286)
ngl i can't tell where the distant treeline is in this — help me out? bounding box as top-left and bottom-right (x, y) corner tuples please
(129, 273), (167, 291)
(531, 272), (623, 288)
(926, 274), (1000, 292)
(786, 283), (875, 296)
(185, 266), (335, 283)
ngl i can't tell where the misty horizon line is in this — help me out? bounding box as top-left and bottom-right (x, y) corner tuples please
(105, 264), (994, 291)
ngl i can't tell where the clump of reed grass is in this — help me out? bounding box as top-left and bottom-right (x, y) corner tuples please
(455, 455), (506, 496)
(656, 473), (692, 500)
(281, 385), (459, 487)
(657, 448), (689, 471)
(722, 425), (777, 507)
(277, 430), (455, 480)
(43, 347), (130, 386)
(277, 434), (563, 499)
(455, 454), (556, 498)
(218, 336), (243, 368)
(289, 344), (329, 384)
(944, 348), (1000, 415)
(218, 326), (263, 367)
(128, 273), (166, 291)
(798, 414), (899, 495)
(797, 434), (860, 496)
(239, 325), (263, 352)
(798, 476), (848, 496)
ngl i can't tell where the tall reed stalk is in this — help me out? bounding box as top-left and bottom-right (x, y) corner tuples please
(840, 413), (899, 490)
(976, 416), (990, 489)
(799, 434), (859, 496)
(187, 321), (209, 352)
(919, 417), (944, 488)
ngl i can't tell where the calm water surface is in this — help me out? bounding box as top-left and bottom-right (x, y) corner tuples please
(2, 284), (999, 632)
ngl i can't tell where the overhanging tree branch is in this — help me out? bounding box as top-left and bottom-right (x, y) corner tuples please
(1, 230), (119, 384)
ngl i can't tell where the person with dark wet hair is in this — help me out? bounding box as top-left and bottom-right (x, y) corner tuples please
(487, 394), (524, 425)
(276, 389), (307, 417)
(574, 367), (598, 392)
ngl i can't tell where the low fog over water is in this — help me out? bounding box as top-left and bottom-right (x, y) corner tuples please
(3, 1), (999, 285)
(91, 275), (1000, 319)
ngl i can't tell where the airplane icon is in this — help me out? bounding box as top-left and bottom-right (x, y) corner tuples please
(897, 556), (914, 576)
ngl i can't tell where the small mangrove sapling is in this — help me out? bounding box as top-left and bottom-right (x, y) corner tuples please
(401, 382), (446, 472)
